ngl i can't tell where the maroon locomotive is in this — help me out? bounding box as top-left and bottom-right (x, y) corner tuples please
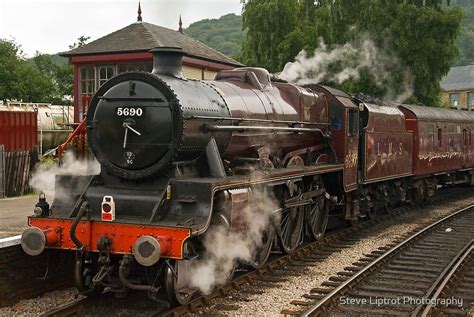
(20, 47), (474, 306)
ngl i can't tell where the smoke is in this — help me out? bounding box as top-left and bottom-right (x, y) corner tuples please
(29, 152), (100, 198)
(279, 35), (414, 102)
(188, 187), (280, 294)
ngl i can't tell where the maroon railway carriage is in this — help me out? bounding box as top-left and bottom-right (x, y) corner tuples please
(399, 105), (474, 192)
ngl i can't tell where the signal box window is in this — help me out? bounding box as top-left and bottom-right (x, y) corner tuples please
(80, 66), (95, 96)
(79, 66), (96, 121)
(118, 62), (153, 74)
(99, 65), (115, 87)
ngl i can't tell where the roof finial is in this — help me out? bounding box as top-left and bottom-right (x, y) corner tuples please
(178, 15), (183, 33)
(137, 1), (142, 22)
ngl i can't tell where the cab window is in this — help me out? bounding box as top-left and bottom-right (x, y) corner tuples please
(348, 109), (358, 136)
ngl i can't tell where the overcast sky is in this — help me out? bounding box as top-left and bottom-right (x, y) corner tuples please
(0, 0), (243, 57)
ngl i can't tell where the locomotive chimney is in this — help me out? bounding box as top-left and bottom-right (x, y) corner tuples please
(150, 47), (185, 79)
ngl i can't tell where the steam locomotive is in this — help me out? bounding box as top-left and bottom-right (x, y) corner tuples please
(20, 47), (474, 306)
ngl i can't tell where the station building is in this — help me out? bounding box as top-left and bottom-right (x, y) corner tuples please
(441, 64), (474, 110)
(61, 4), (243, 122)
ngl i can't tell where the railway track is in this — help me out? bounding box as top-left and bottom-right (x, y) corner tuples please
(39, 188), (473, 316)
(41, 206), (408, 317)
(41, 297), (88, 317)
(283, 204), (474, 316)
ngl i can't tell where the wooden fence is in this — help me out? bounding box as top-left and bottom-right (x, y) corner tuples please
(1, 150), (34, 197)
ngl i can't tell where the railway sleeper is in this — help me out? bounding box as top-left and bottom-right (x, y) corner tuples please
(309, 287), (333, 294)
(369, 279), (431, 289)
(321, 281), (341, 288)
(380, 268), (438, 277)
(328, 276), (348, 282)
(358, 284), (425, 296)
(390, 259), (447, 268)
(337, 271), (355, 277)
(290, 300), (312, 306)
(397, 254), (453, 262)
(302, 293), (325, 300)
(352, 261), (371, 267)
(280, 308), (303, 315)
(377, 273), (433, 283)
(349, 290), (418, 302)
(402, 251), (454, 260)
(385, 264), (442, 273)
(343, 266), (364, 272)
(433, 307), (471, 316)
(333, 304), (413, 316)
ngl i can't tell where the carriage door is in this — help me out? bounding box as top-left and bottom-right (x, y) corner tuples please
(344, 107), (359, 191)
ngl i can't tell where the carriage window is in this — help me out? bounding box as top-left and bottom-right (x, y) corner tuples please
(463, 129), (468, 146)
(448, 126), (455, 151)
(428, 125), (435, 151)
(348, 109), (358, 136)
(437, 128), (443, 148)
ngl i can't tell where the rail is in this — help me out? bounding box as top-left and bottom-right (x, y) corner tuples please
(300, 204), (474, 316)
(57, 118), (87, 163)
(420, 240), (474, 317)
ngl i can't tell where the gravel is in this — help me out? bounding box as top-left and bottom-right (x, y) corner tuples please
(1, 194), (473, 316)
(198, 194), (474, 316)
(0, 288), (81, 316)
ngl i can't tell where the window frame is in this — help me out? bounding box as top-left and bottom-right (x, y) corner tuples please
(449, 93), (460, 109)
(98, 65), (116, 87)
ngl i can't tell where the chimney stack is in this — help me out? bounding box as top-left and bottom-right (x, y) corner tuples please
(150, 47), (185, 79)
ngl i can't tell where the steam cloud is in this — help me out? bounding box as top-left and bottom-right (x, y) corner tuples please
(279, 35), (414, 102)
(188, 188), (280, 294)
(30, 152), (100, 198)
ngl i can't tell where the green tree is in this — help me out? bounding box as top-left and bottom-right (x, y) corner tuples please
(0, 39), (55, 102)
(240, 0), (300, 72)
(0, 39), (73, 103)
(354, 1), (462, 105)
(241, 0), (462, 106)
(68, 35), (90, 50)
(31, 53), (73, 102)
(451, 0), (474, 65)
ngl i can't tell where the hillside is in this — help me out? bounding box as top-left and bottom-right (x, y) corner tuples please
(185, 13), (245, 59)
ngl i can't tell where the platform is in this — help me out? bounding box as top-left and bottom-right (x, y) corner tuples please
(0, 194), (52, 239)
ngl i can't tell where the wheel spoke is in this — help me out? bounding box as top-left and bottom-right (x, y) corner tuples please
(307, 196), (329, 241)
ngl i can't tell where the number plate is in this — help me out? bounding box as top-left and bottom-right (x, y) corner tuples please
(116, 107), (145, 117)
